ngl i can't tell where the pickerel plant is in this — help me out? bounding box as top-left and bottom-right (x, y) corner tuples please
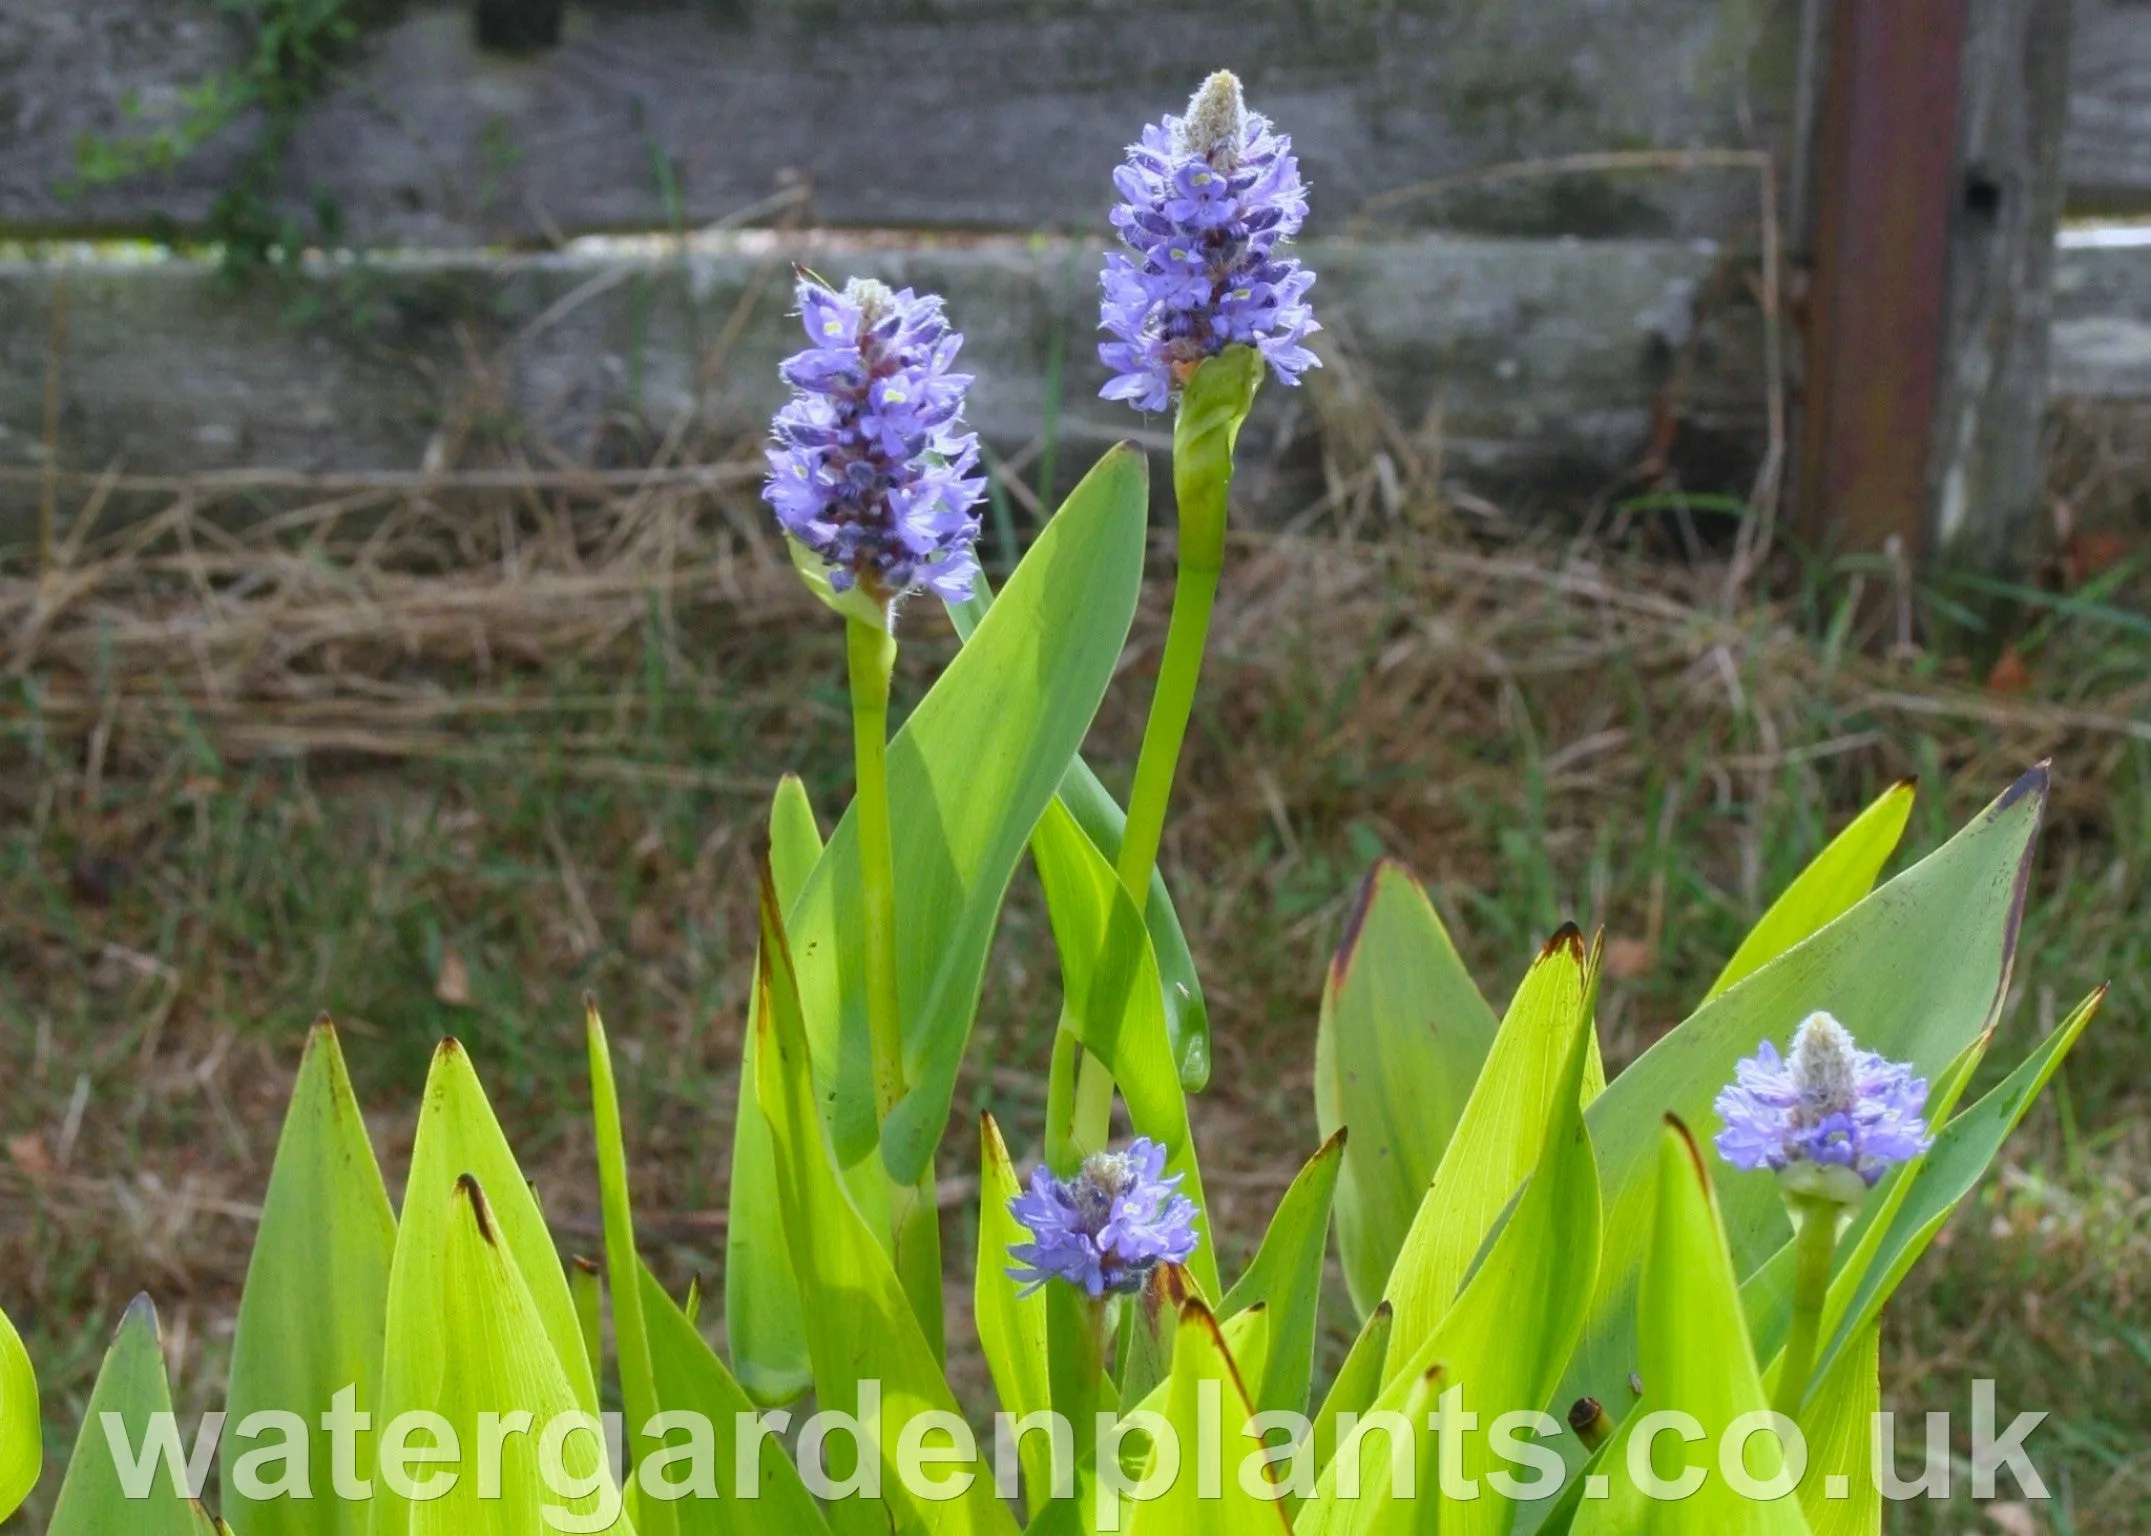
(0, 73), (2098, 1536)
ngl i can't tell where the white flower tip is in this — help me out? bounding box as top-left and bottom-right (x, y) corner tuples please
(843, 276), (897, 327)
(1180, 71), (1248, 166)
(1789, 1011), (1858, 1111)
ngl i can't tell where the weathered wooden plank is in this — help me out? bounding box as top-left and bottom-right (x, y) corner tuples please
(2067, 0), (2151, 208)
(1, 0), (1788, 245)
(1931, 0), (2075, 572)
(8, 0), (2146, 248)
(2, 234), (2141, 535)
(0, 232), (1760, 531)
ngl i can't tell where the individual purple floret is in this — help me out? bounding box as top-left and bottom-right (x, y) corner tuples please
(1099, 70), (1320, 412)
(763, 275), (986, 605)
(1714, 1012), (1933, 1189)
(1008, 1137), (1200, 1298)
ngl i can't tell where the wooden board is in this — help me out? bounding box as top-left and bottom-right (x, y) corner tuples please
(0, 232), (1761, 531)
(6, 0), (2147, 249)
(2, 232), (2142, 534)
(2069, 0), (2151, 209)
(3, 0), (1794, 246)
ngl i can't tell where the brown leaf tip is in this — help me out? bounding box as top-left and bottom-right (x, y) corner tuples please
(1542, 921), (1587, 962)
(570, 1254), (601, 1275)
(455, 1172), (498, 1245)
(1331, 860), (1394, 981)
(1995, 761), (2050, 814)
(1662, 1112), (1712, 1187)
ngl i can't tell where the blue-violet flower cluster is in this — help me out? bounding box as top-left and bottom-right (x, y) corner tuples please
(764, 276), (986, 605)
(1714, 1012), (1932, 1189)
(1008, 1138), (1200, 1298)
(1100, 71), (1320, 412)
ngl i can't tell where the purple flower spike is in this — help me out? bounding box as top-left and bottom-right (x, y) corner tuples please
(1099, 70), (1320, 412)
(1714, 1012), (1933, 1191)
(1007, 1137), (1201, 1298)
(763, 275), (986, 605)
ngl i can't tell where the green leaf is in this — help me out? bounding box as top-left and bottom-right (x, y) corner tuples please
(726, 774), (823, 1405)
(1054, 761), (1212, 1092)
(374, 1039), (599, 1534)
(1559, 768), (2048, 1443)
(48, 1297), (203, 1536)
(1382, 926), (1589, 1367)
(946, 592), (1211, 1094)
(1116, 1266), (1184, 1422)
(1030, 798), (1222, 1300)
(638, 1261), (832, 1536)
(1219, 1130), (1345, 1418)
(1707, 779), (1916, 1001)
(1794, 1323), (1879, 1536)
(789, 533), (891, 628)
(570, 1256), (604, 1386)
(977, 1113), (1055, 1516)
(1315, 859), (1500, 1316)
(1171, 346), (1264, 572)
(588, 1001), (679, 1536)
(221, 1021), (396, 1536)
(786, 444), (1151, 1185)
(412, 1174), (632, 1535)
(1308, 1301), (1389, 1484)
(1570, 1123), (1811, 1536)
(0, 1298), (34, 1523)
(1122, 1299), (1293, 1536)
(753, 869), (1020, 1536)
(1426, 1003), (1600, 1536)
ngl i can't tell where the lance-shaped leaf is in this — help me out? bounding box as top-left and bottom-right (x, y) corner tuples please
(409, 1174), (632, 1535)
(1569, 1122), (1811, 1536)
(48, 1297), (205, 1536)
(976, 1114), (1055, 1515)
(727, 774), (824, 1405)
(588, 1001), (678, 1536)
(1219, 1130), (1345, 1418)
(1030, 797), (1222, 1300)
(638, 1261), (831, 1536)
(1383, 926), (1590, 1369)
(785, 444), (1150, 1183)
(1315, 860), (1500, 1316)
(570, 1257), (604, 1386)
(1795, 1323), (1880, 1536)
(1707, 779), (1916, 1001)
(0, 1298), (39, 1522)
(1425, 998), (1600, 1536)
(945, 593), (1211, 1094)
(220, 1021), (395, 1536)
(1309, 1302), (1390, 1485)
(1308, 994), (1599, 1536)
(754, 869), (1019, 1536)
(1122, 1299), (1293, 1536)
(374, 1039), (598, 1534)
(1556, 769), (2048, 1457)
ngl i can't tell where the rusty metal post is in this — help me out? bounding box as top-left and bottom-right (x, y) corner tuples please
(1796, 0), (1971, 563)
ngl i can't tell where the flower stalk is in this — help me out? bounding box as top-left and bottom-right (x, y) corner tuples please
(1061, 69), (1316, 1159)
(1771, 1192), (1845, 1418)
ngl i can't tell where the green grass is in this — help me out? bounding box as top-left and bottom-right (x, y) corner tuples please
(0, 524), (2146, 1531)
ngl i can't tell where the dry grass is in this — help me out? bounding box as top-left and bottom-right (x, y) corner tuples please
(0, 447), (2147, 1530)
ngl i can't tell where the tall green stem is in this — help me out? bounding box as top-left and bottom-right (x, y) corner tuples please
(846, 615), (905, 1121)
(845, 613), (944, 1355)
(1065, 346), (1262, 1157)
(1771, 1194), (1842, 1418)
